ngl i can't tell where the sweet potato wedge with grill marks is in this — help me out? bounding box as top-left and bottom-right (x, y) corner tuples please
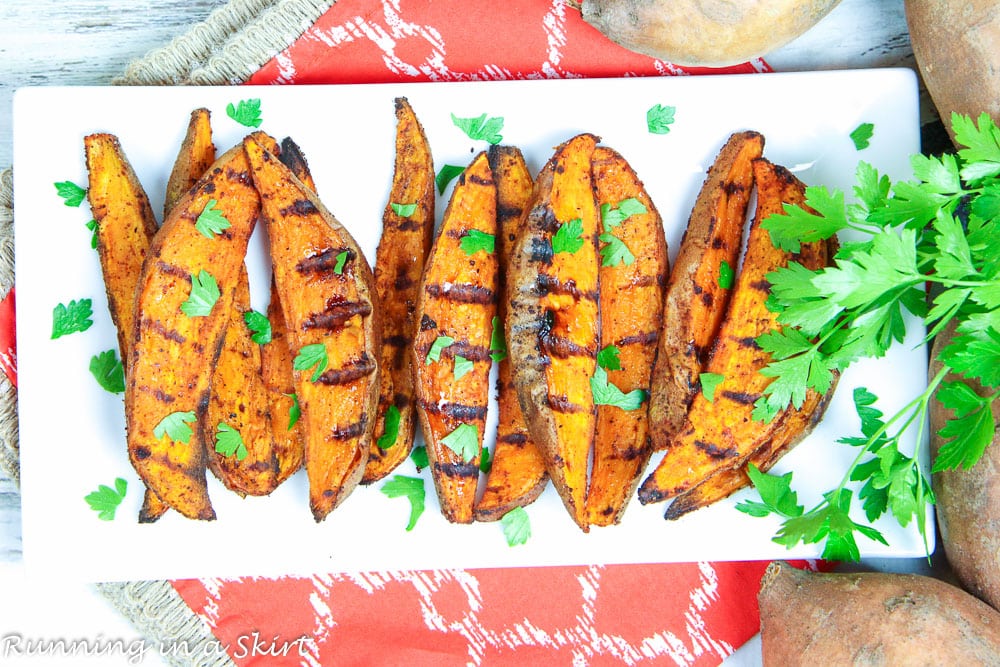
(245, 136), (380, 522)
(164, 108), (215, 217)
(506, 133), (601, 531)
(84, 132), (168, 523)
(126, 133), (277, 520)
(638, 158), (831, 504)
(203, 264), (279, 496)
(474, 145), (548, 522)
(647, 131), (764, 449)
(363, 97), (436, 484)
(412, 151), (497, 524)
(585, 146), (669, 527)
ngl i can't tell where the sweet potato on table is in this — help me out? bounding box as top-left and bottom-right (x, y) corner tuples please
(647, 131), (763, 450)
(126, 134), (276, 520)
(585, 146), (668, 527)
(759, 561), (1000, 665)
(363, 97), (436, 484)
(412, 151), (497, 524)
(164, 108), (215, 217)
(506, 133), (601, 531)
(245, 136), (380, 522)
(84, 132), (168, 523)
(474, 145), (548, 522)
(638, 158), (830, 504)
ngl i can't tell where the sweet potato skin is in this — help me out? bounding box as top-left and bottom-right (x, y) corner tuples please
(647, 131), (763, 449)
(506, 133), (601, 531)
(412, 151), (497, 524)
(126, 135), (275, 520)
(475, 145), (548, 522)
(930, 323), (1000, 612)
(364, 97), (436, 484)
(585, 146), (668, 527)
(759, 561), (1000, 665)
(639, 159), (829, 504)
(245, 136), (380, 522)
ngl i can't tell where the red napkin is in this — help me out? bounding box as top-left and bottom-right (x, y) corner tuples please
(7, 1), (787, 664)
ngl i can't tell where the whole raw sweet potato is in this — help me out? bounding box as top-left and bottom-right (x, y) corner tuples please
(581, 0), (842, 67)
(930, 323), (1000, 612)
(759, 561), (1000, 665)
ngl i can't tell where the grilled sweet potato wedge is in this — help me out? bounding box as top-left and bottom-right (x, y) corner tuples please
(363, 98), (436, 484)
(203, 265), (279, 496)
(474, 145), (548, 522)
(126, 133), (276, 520)
(84, 133), (168, 523)
(245, 136), (380, 522)
(664, 376), (836, 519)
(647, 131), (764, 449)
(261, 288), (304, 486)
(164, 108), (215, 217)
(506, 133), (601, 531)
(638, 158), (831, 504)
(412, 151), (497, 524)
(585, 146), (669, 527)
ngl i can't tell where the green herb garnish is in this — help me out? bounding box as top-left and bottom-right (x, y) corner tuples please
(479, 446), (492, 474)
(391, 202), (417, 217)
(55, 181), (86, 207)
(194, 199), (231, 238)
(333, 250), (349, 275)
(597, 344), (622, 371)
(286, 393), (300, 430)
(85, 219), (99, 249)
(84, 477), (127, 520)
(154, 410), (197, 444)
(718, 260), (734, 289)
(552, 218), (584, 254)
(453, 354), (474, 380)
(599, 233), (635, 267)
(411, 446), (429, 471)
(378, 405), (401, 450)
(293, 343), (328, 382)
(51, 298), (93, 339)
(601, 198), (647, 231)
(214, 422), (248, 461)
(699, 372), (725, 403)
(501, 507), (531, 546)
(226, 98), (262, 128)
(381, 475), (425, 531)
(850, 122), (875, 150)
(426, 335), (455, 364)
(90, 349), (125, 394)
(180, 270), (220, 317)
(646, 104), (676, 134)
(244, 310), (271, 344)
(740, 112), (1000, 560)
(436, 165), (465, 194)
(441, 423), (479, 462)
(489, 316), (507, 362)
(460, 229), (495, 255)
(591, 366), (647, 411)
(451, 112), (504, 144)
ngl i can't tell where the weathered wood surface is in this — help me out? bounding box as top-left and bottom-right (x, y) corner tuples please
(0, 0), (916, 566)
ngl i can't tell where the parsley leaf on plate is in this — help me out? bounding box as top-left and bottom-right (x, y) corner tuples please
(591, 366), (647, 410)
(850, 122), (875, 150)
(411, 446), (429, 471)
(436, 165), (465, 194)
(501, 506), (531, 546)
(699, 372), (725, 403)
(426, 335), (454, 364)
(479, 446), (492, 474)
(451, 112), (504, 144)
(391, 202), (417, 217)
(55, 181), (86, 207)
(85, 219), (98, 249)
(333, 250), (349, 275)
(286, 393), (301, 430)
(90, 349), (125, 393)
(490, 316), (507, 362)
(596, 344), (622, 371)
(646, 104), (676, 134)
(51, 298), (94, 339)
(226, 98), (262, 128)
(453, 354), (474, 380)
(84, 477), (127, 521)
(599, 233), (635, 267)
(718, 260), (734, 289)
(381, 475), (425, 531)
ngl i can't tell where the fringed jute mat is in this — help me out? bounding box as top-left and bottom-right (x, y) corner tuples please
(2, 2), (334, 664)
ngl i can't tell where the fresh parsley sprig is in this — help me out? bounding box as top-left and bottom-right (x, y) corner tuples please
(740, 112), (1000, 559)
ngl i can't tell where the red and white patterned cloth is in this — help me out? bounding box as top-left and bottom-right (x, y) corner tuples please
(7, 1), (793, 664)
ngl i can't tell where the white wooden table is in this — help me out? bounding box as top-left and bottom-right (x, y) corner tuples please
(0, 1), (931, 664)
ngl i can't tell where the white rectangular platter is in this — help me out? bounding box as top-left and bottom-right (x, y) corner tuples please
(13, 69), (931, 582)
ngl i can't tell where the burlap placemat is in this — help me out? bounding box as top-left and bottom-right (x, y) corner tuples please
(2, 2), (333, 664)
